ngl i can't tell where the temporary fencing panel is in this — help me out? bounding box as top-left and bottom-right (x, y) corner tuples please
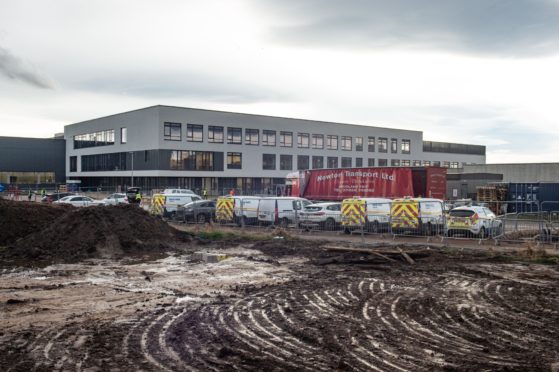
(216, 197), (235, 222)
(341, 199), (366, 226)
(391, 199), (420, 230)
(150, 194), (165, 216)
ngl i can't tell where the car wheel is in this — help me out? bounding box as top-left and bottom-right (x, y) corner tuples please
(324, 218), (336, 231)
(197, 213), (207, 224)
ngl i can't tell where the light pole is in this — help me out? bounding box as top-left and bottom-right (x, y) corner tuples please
(130, 151), (134, 188)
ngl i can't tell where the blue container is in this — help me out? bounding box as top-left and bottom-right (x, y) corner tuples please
(507, 183), (539, 213)
(538, 183), (559, 212)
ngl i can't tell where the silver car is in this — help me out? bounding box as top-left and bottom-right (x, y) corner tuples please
(102, 193), (128, 205)
(54, 195), (105, 207)
(299, 202), (342, 230)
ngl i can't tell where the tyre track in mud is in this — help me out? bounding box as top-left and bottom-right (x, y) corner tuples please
(2, 262), (559, 371)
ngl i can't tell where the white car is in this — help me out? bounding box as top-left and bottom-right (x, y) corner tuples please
(447, 206), (502, 238)
(54, 195), (105, 207)
(102, 193), (128, 205)
(299, 202), (342, 230)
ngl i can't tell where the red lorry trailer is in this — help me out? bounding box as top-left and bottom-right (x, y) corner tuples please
(285, 167), (446, 201)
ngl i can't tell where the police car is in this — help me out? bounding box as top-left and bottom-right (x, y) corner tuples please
(447, 206), (502, 238)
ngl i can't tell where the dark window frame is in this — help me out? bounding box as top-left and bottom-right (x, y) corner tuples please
(262, 130), (276, 146)
(280, 131), (293, 147)
(297, 133), (310, 148)
(280, 154), (293, 170)
(378, 137), (388, 153)
(327, 135), (338, 150)
(187, 124), (204, 142)
(164, 122), (181, 141)
(262, 153), (276, 170)
(311, 134), (324, 149)
(245, 128), (259, 145)
(227, 127), (242, 144)
(341, 136), (352, 151)
(208, 126), (224, 143)
(227, 152), (242, 169)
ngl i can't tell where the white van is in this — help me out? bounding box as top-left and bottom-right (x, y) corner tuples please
(341, 198), (392, 233)
(257, 197), (311, 226)
(162, 191), (202, 214)
(231, 196), (262, 225)
(391, 198), (445, 235)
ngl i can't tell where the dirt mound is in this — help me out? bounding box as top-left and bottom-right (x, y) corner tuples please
(2, 204), (191, 265)
(0, 199), (71, 246)
(250, 238), (327, 258)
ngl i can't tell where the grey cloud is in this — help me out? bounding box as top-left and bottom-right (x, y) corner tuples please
(0, 47), (54, 89)
(255, 0), (559, 57)
(75, 72), (294, 103)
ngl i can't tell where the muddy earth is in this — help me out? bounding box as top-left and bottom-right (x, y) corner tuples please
(1, 201), (559, 371)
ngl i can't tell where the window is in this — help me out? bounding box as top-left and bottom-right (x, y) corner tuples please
(368, 158), (375, 167)
(311, 134), (324, 149)
(227, 127), (242, 144)
(391, 138), (398, 153)
(327, 135), (338, 150)
(297, 155), (309, 170)
(74, 129), (116, 148)
(227, 152), (242, 169)
(401, 160), (410, 166)
(341, 157), (352, 168)
(280, 154), (292, 170)
(443, 161), (450, 168)
(164, 122), (181, 141)
(120, 127), (127, 144)
(391, 159), (400, 166)
(423, 160), (431, 166)
(450, 162), (460, 169)
(378, 159), (388, 166)
(208, 126), (224, 143)
(413, 160), (421, 166)
(327, 157), (338, 168)
(341, 136), (352, 151)
(81, 152), (127, 171)
(262, 130), (276, 146)
(263, 154), (276, 170)
(312, 156), (323, 169)
(433, 161), (441, 167)
(70, 156), (77, 172)
(378, 138), (388, 152)
(280, 131), (293, 147)
(401, 139), (411, 154)
(170, 150), (220, 171)
(368, 136), (375, 152)
(297, 133), (309, 148)
(245, 128), (259, 145)
(356, 157), (363, 167)
(187, 124), (203, 142)
(355, 137), (363, 151)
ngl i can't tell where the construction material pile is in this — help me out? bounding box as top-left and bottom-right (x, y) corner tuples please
(0, 200), (191, 265)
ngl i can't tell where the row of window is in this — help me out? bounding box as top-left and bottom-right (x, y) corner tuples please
(163, 122), (411, 153)
(74, 129), (116, 149)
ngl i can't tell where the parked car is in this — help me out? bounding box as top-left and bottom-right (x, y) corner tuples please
(102, 193), (128, 205)
(176, 200), (216, 223)
(447, 206), (503, 238)
(53, 195), (105, 207)
(299, 202), (342, 230)
(257, 197), (311, 226)
(41, 192), (74, 203)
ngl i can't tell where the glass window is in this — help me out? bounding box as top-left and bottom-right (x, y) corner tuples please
(262, 130), (276, 146)
(170, 150), (218, 171)
(74, 129), (116, 149)
(423, 160), (432, 166)
(70, 156), (77, 172)
(81, 152), (127, 171)
(368, 136), (375, 152)
(391, 159), (400, 166)
(433, 161), (441, 167)
(312, 156), (323, 169)
(401, 159), (410, 166)
(297, 155), (309, 170)
(450, 162), (460, 168)
(280, 131), (293, 147)
(187, 124), (203, 142)
(368, 158), (375, 167)
(341, 157), (352, 168)
(297, 133), (309, 148)
(208, 126), (224, 143)
(378, 138), (388, 153)
(311, 134), (324, 149)
(391, 138), (398, 153)
(443, 161), (450, 168)
(327, 135), (338, 150)
(327, 157), (338, 168)
(378, 158), (388, 166)
(262, 154), (276, 170)
(245, 128), (259, 145)
(413, 160), (421, 166)
(120, 127), (127, 144)
(341, 136), (352, 151)
(355, 137), (363, 151)
(227, 152), (242, 169)
(280, 154), (292, 170)
(356, 157), (363, 167)
(227, 127), (242, 144)
(401, 139), (411, 154)
(164, 122), (181, 141)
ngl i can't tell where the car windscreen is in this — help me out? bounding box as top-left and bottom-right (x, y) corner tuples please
(304, 206), (322, 212)
(450, 210), (475, 217)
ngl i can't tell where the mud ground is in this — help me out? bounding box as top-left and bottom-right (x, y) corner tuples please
(1, 236), (559, 371)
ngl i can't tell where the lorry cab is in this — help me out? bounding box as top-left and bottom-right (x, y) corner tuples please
(257, 197), (311, 226)
(391, 197), (445, 235)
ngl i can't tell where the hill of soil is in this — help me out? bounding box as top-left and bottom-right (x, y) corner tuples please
(1, 202), (192, 265)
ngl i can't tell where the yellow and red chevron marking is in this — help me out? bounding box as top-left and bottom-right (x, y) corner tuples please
(341, 199), (366, 226)
(216, 197), (234, 221)
(150, 194), (166, 216)
(391, 201), (419, 228)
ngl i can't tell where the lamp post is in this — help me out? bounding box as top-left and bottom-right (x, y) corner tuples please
(130, 151), (134, 188)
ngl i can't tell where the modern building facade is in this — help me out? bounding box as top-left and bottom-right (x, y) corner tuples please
(64, 105), (486, 194)
(0, 136), (66, 185)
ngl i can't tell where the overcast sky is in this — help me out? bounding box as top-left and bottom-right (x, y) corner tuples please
(1, 0), (559, 163)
